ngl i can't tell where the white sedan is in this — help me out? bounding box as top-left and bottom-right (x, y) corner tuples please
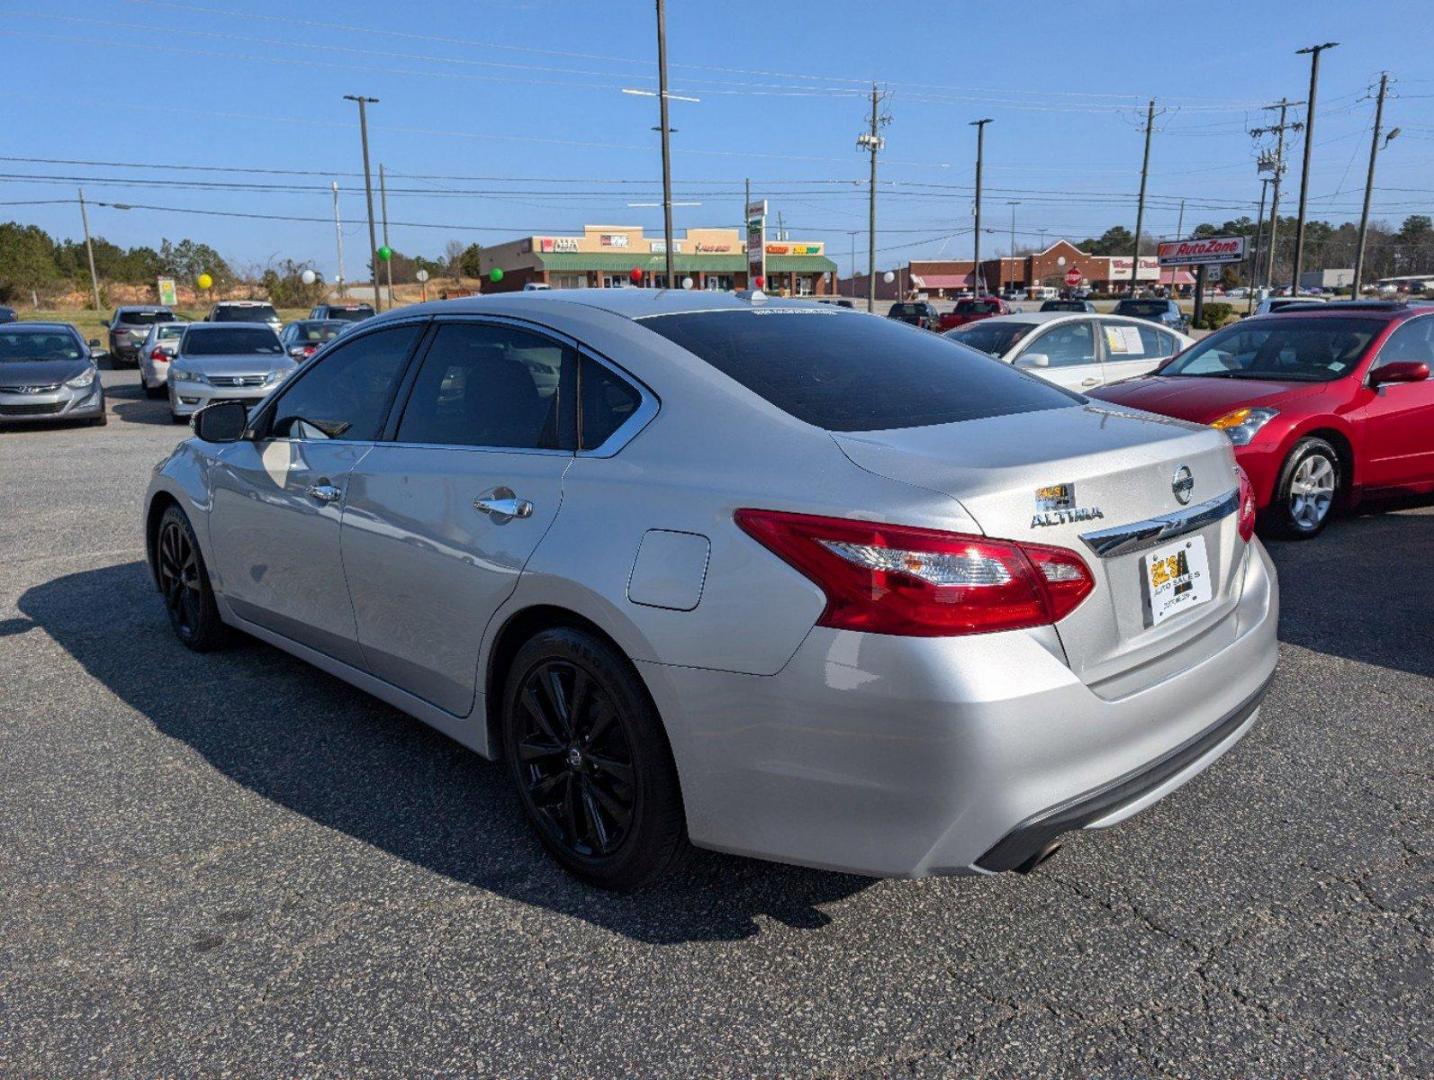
(945, 312), (1195, 391)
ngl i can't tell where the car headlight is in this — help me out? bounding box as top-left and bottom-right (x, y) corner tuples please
(1210, 406), (1279, 446)
(64, 368), (97, 390)
(170, 367), (207, 384)
(263, 369), (288, 386)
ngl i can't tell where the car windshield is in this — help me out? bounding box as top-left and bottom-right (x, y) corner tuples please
(956, 300), (999, 314)
(183, 327), (283, 356)
(641, 308), (1076, 432)
(945, 321), (1036, 357)
(1115, 301), (1169, 316)
(323, 306), (373, 322)
(213, 305), (279, 322)
(0, 330), (84, 363)
(119, 310), (174, 326)
(1158, 317), (1382, 381)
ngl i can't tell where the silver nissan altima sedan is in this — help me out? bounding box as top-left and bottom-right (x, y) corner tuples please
(143, 290), (1278, 890)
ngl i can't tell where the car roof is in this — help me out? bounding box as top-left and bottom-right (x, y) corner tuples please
(214, 300), (274, 306)
(1250, 301), (1432, 321)
(186, 319), (274, 329)
(1, 322), (81, 333)
(365, 288), (836, 325)
(116, 305), (172, 314)
(972, 311), (1166, 327)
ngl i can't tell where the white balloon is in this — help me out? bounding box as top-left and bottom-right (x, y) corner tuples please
(300, 269), (316, 285)
(681, 276), (694, 290)
(883, 271), (896, 283)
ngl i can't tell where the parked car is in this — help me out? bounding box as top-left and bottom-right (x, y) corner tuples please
(817, 298), (855, 309)
(280, 319), (349, 361)
(522, 283), (552, 292)
(145, 290), (1276, 889)
(0, 305), (16, 324)
(206, 300), (283, 334)
(1040, 299), (1097, 314)
(886, 301), (940, 330)
(1252, 296), (1327, 317)
(946, 312), (1193, 392)
(1113, 297), (1191, 335)
(938, 296), (1014, 332)
(108, 306), (177, 366)
(138, 322), (190, 399)
(167, 323), (296, 423)
(0, 322), (106, 426)
(1090, 301), (1434, 538)
(308, 302), (375, 323)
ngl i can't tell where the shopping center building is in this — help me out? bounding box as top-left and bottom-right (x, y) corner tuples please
(475, 225), (839, 295)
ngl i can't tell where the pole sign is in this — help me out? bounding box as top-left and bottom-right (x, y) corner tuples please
(746, 199), (767, 288)
(1157, 236), (1247, 267)
(156, 276), (177, 306)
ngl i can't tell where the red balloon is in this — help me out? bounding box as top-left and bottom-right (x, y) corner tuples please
(629, 267), (643, 284)
(754, 275), (765, 289)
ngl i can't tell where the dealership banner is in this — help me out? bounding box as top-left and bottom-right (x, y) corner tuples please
(1157, 236), (1247, 267)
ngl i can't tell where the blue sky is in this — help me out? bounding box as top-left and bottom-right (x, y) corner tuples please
(3, 0), (1432, 279)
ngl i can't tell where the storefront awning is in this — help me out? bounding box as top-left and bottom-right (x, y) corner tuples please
(534, 252), (836, 274)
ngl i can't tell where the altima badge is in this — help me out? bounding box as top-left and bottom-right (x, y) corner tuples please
(1032, 483), (1104, 527)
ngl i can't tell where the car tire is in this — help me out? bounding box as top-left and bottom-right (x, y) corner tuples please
(89, 412), (107, 427)
(1267, 437), (1340, 540)
(170, 410), (186, 424)
(145, 381), (165, 400)
(502, 627), (688, 891)
(154, 505), (227, 652)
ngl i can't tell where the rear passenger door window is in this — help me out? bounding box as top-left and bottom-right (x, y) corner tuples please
(396, 322), (572, 450)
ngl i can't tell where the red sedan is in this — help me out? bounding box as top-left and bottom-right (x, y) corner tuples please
(1089, 302), (1434, 538)
(938, 296), (1013, 333)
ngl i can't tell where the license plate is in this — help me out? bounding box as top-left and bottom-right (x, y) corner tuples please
(1142, 536), (1212, 626)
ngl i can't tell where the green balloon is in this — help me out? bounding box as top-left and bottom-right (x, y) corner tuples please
(377, 245), (393, 262)
(490, 267), (504, 282)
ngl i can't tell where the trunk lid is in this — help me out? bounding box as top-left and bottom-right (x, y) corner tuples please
(833, 402), (1248, 693)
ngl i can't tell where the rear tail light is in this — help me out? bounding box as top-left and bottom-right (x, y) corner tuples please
(150, 347), (169, 362)
(735, 509), (1094, 637)
(1234, 464), (1257, 542)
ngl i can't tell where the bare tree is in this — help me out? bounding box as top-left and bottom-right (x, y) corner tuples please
(444, 240), (466, 282)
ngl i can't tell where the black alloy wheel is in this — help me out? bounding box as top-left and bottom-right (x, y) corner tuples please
(503, 628), (687, 890)
(155, 506), (226, 651)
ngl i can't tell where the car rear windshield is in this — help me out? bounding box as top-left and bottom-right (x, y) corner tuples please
(324, 306), (374, 321)
(1041, 301), (1086, 312)
(1158, 317), (1383, 381)
(183, 327), (283, 356)
(119, 310), (175, 325)
(640, 309), (1076, 432)
(1115, 301), (1170, 316)
(213, 305), (279, 322)
(945, 321), (1036, 357)
(890, 303), (926, 317)
(955, 300), (999, 314)
(0, 330), (84, 362)
(156, 324), (186, 340)
(297, 321), (346, 342)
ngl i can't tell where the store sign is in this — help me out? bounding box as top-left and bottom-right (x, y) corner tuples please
(1108, 256), (1160, 279)
(746, 199), (767, 283)
(694, 242), (732, 253)
(600, 233), (630, 248)
(1157, 236), (1247, 266)
(539, 237), (581, 253)
(650, 239), (684, 254)
(156, 276), (177, 306)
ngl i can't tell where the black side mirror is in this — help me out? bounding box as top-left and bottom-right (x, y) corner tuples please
(88, 338), (101, 348)
(191, 400), (248, 443)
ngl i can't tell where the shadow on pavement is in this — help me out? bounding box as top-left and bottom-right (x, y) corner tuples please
(18, 560), (870, 943)
(1265, 503), (1434, 679)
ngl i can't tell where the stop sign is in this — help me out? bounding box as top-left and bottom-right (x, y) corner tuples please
(1064, 266), (1082, 287)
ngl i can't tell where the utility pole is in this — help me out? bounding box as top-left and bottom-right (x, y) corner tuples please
(343, 94), (382, 312)
(379, 163), (393, 305)
(1353, 73), (1394, 298)
(77, 188), (101, 311)
(856, 84), (885, 312)
(331, 181), (345, 298)
(1171, 199), (1185, 295)
(1292, 43), (1338, 294)
(970, 118), (992, 296)
(1250, 177), (1270, 314)
(1130, 98), (1156, 294)
(1251, 98), (1302, 293)
(1007, 200), (1019, 291)
(655, 0), (675, 287)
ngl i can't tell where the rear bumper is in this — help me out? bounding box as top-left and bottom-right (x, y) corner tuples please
(638, 539), (1279, 878)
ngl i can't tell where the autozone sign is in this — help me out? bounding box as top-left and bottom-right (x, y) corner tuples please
(1157, 236), (1247, 266)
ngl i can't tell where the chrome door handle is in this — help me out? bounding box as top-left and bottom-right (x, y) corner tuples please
(474, 494), (534, 521)
(306, 483), (342, 503)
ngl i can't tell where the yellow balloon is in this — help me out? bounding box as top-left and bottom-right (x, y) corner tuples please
(196, 273), (213, 290)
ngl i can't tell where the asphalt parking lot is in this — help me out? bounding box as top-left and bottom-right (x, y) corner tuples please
(2, 367), (1430, 1078)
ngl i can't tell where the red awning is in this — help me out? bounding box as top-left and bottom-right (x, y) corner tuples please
(1159, 269), (1197, 285)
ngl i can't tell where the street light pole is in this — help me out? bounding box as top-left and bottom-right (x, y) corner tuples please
(1250, 177), (1270, 314)
(343, 94), (383, 312)
(655, 0), (675, 287)
(379, 163), (393, 306)
(77, 187), (102, 312)
(1131, 98), (1156, 294)
(1006, 200), (1020, 291)
(1291, 43), (1338, 294)
(856, 84), (884, 313)
(331, 181), (345, 299)
(970, 118), (992, 296)
(1352, 72), (1392, 298)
